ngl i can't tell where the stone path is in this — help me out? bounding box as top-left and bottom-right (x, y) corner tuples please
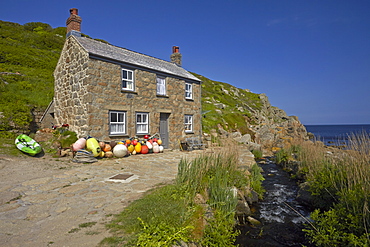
(0, 147), (255, 247)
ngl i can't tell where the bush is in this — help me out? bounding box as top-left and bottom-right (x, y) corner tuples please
(275, 148), (290, 164)
(251, 149), (263, 159)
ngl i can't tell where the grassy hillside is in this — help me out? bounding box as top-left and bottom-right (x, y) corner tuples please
(194, 73), (262, 135)
(0, 21), (66, 132)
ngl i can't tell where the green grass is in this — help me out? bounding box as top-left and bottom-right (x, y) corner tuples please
(191, 72), (262, 135)
(0, 132), (22, 156)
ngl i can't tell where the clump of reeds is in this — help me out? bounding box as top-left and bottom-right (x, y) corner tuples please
(176, 139), (242, 214)
(291, 132), (370, 245)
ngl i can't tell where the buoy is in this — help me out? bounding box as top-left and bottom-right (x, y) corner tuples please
(86, 137), (102, 157)
(159, 146), (164, 153)
(153, 142), (160, 153)
(127, 144), (135, 153)
(113, 144), (128, 158)
(99, 141), (105, 150)
(110, 141), (117, 149)
(135, 142), (142, 153)
(141, 145), (149, 154)
(72, 138), (86, 151)
(146, 141), (153, 150)
(103, 144), (111, 152)
(105, 151), (114, 158)
(157, 139), (162, 145)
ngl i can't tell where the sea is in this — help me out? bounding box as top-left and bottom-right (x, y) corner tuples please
(304, 124), (370, 147)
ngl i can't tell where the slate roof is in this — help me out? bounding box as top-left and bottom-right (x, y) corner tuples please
(74, 36), (200, 82)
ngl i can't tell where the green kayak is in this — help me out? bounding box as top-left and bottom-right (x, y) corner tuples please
(15, 134), (42, 156)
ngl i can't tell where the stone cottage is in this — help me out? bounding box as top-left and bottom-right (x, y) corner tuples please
(51, 8), (202, 149)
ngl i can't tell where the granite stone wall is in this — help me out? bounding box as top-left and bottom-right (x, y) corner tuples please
(54, 36), (90, 137)
(53, 36), (201, 149)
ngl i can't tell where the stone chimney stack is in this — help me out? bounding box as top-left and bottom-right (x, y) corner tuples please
(170, 46), (182, 66)
(66, 8), (82, 37)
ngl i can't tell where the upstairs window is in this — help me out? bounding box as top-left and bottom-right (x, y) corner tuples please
(156, 76), (166, 96)
(136, 112), (149, 134)
(122, 68), (134, 91)
(184, 114), (193, 133)
(109, 111), (126, 135)
(185, 83), (193, 99)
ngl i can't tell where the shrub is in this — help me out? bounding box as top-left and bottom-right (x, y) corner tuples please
(275, 148), (290, 164)
(251, 149), (263, 159)
(250, 163), (265, 198)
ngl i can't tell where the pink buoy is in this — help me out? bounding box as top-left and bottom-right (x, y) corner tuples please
(72, 138), (86, 151)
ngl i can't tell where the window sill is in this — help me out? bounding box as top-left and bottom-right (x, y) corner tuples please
(136, 133), (150, 136)
(121, 90), (137, 94)
(185, 98), (194, 101)
(109, 134), (129, 137)
(185, 131), (194, 134)
(157, 94), (169, 98)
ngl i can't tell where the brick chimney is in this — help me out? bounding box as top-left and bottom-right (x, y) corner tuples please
(170, 46), (182, 66)
(66, 8), (82, 37)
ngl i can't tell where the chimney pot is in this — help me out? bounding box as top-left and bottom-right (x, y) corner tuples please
(172, 46), (180, 53)
(70, 8), (78, 15)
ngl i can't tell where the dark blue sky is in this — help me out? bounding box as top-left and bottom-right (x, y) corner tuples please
(2, 0), (369, 124)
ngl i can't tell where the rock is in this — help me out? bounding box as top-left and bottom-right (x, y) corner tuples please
(246, 190), (259, 204)
(214, 103), (226, 109)
(296, 182), (313, 209)
(234, 133), (251, 144)
(236, 200), (251, 216)
(247, 142), (261, 151)
(231, 131), (242, 139)
(247, 216), (261, 225)
(193, 193), (207, 205)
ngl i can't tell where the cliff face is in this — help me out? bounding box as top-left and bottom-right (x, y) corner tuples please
(193, 73), (308, 153)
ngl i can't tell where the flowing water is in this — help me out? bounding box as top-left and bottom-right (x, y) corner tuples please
(235, 158), (314, 246)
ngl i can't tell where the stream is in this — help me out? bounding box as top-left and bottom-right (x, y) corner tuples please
(235, 157), (315, 247)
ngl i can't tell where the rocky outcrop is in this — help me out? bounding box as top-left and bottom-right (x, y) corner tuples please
(197, 73), (309, 154)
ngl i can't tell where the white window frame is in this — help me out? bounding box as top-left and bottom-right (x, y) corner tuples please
(184, 114), (193, 133)
(136, 112), (149, 134)
(109, 111), (126, 135)
(156, 76), (166, 96)
(122, 68), (134, 91)
(185, 82), (193, 99)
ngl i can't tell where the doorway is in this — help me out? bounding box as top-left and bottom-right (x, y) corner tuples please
(159, 113), (170, 148)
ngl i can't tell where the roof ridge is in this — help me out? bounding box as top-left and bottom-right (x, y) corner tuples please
(79, 36), (174, 66)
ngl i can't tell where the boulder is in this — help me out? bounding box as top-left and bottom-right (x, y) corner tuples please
(296, 182), (314, 209)
(246, 190), (260, 204)
(236, 200), (251, 216)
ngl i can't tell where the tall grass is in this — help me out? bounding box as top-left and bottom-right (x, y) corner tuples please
(102, 140), (258, 246)
(281, 132), (370, 246)
(177, 152), (241, 214)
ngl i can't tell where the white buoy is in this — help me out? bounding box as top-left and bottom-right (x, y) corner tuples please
(113, 144), (128, 158)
